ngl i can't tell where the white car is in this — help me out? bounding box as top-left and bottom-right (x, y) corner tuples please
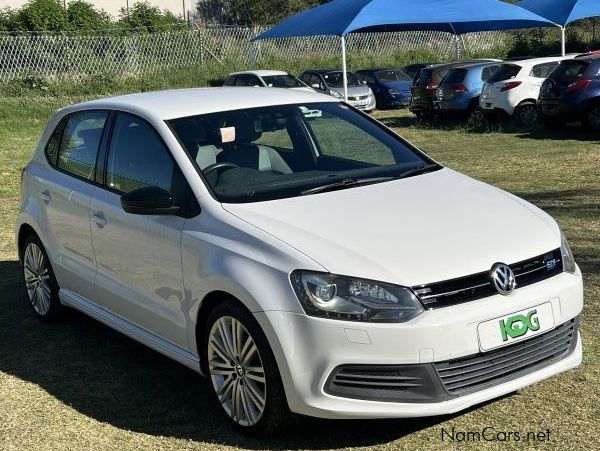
(17, 88), (583, 436)
(223, 70), (313, 92)
(480, 56), (574, 125)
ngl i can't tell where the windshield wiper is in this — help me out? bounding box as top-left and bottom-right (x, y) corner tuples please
(300, 177), (395, 196)
(397, 163), (440, 180)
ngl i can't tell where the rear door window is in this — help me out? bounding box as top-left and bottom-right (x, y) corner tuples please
(489, 64), (521, 83)
(415, 69), (432, 86)
(56, 111), (108, 180)
(530, 62), (559, 78)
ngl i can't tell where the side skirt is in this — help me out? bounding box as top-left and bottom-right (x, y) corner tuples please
(59, 289), (203, 375)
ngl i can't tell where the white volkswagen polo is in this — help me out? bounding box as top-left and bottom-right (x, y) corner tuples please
(17, 88), (583, 436)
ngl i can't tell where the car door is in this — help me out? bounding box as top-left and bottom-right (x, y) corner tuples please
(38, 110), (109, 301)
(90, 112), (190, 348)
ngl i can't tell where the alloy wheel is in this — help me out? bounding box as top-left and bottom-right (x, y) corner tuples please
(23, 242), (52, 316)
(518, 104), (538, 126)
(208, 316), (267, 426)
(589, 106), (600, 131)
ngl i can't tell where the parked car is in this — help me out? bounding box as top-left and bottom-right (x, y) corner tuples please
(409, 59), (501, 119)
(538, 55), (600, 130)
(299, 69), (376, 111)
(480, 56), (574, 125)
(224, 70), (312, 92)
(18, 88), (583, 437)
(433, 61), (502, 120)
(403, 63), (433, 80)
(356, 68), (413, 109)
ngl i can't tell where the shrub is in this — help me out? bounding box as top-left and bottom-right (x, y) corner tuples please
(67, 1), (112, 32)
(118, 2), (184, 33)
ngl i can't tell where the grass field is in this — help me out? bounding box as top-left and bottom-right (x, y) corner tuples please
(0, 95), (598, 451)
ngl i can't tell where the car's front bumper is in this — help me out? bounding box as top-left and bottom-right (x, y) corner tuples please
(255, 268), (583, 419)
(348, 96), (377, 111)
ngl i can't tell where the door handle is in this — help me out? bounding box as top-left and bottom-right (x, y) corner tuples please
(92, 211), (108, 228)
(41, 189), (51, 203)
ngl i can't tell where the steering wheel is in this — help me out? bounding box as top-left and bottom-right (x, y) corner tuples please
(203, 162), (240, 176)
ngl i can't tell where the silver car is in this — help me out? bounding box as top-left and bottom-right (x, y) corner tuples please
(299, 69), (376, 111)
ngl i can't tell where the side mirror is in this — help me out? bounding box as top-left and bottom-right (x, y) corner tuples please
(121, 186), (180, 215)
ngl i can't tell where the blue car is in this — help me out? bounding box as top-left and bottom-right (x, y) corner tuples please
(433, 62), (501, 118)
(538, 54), (600, 131)
(356, 68), (413, 109)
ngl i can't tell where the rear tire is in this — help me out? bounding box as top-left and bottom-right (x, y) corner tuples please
(203, 300), (292, 437)
(21, 234), (62, 320)
(583, 104), (600, 131)
(515, 102), (539, 126)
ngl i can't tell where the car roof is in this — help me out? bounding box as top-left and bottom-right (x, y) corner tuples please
(357, 68), (405, 73)
(502, 55), (578, 66)
(450, 61), (502, 70)
(228, 70), (289, 77)
(63, 88), (337, 121)
(571, 53), (600, 62)
(303, 69), (353, 74)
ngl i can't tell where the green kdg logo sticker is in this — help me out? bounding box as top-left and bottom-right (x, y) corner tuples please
(499, 310), (540, 342)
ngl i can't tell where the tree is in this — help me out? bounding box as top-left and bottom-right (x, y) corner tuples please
(10, 0), (69, 32)
(119, 1), (184, 32)
(67, 1), (111, 32)
(197, 0), (330, 25)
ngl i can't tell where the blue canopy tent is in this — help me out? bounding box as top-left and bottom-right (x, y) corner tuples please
(253, 0), (555, 100)
(518, 0), (600, 55)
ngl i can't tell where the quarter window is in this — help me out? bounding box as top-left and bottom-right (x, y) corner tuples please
(531, 63), (558, 78)
(56, 111), (108, 180)
(106, 113), (178, 195)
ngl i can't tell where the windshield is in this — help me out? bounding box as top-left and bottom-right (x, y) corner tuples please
(489, 64), (521, 83)
(169, 102), (436, 203)
(324, 72), (361, 88)
(262, 74), (303, 88)
(375, 70), (411, 82)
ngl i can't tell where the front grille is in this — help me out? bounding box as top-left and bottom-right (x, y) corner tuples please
(413, 249), (563, 309)
(435, 318), (578, 396)
(325, 365), (441, 402)
(349, 95), (369, 101)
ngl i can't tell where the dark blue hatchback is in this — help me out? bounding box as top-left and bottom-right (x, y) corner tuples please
(357, 69), (413, 109)
(538, 55), (600, 131)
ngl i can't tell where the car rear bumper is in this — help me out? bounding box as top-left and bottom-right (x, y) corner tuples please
(255, 268), (584, 419)
(539, 100), (584, 119)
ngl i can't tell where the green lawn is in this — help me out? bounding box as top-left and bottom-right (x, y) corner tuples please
(0, 97), (598, 451)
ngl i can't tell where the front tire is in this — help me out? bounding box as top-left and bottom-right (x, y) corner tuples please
(204, 300), (291, 436)
(21, 234), (62, 320)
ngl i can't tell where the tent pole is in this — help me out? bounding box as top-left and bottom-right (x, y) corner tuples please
(341, 35), (348, 101)
(561, 27), (566, 56)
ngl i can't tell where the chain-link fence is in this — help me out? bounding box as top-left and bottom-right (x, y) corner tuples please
(0, 26), (510, 83)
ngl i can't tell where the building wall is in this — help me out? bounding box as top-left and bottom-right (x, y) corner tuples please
(0, 1), (198, 19)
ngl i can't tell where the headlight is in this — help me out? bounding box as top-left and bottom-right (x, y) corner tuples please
(388, 88), (400, 95)
(290, 271), (424, 323)
(560, 230), (576, 274)
(329, 90), (343, 99)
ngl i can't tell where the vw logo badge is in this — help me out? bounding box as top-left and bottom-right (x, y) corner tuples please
(491, 263), (516, 296)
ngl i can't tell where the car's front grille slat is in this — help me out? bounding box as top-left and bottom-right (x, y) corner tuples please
(435, 319), (577, 395)
(414, 249), (563, 309)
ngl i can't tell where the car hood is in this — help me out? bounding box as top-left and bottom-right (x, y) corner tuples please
(222, 169), (560, 287)
(380, 80), (412, 91)
(330, 85), (371, 97)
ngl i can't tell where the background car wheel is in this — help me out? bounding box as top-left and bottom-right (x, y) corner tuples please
(204, 300), (292, 437)
(21, 234), (62, 320)
(516, 103), (538, 126)
(467, 107), (484, 126)
(583, 104), (600, 131)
